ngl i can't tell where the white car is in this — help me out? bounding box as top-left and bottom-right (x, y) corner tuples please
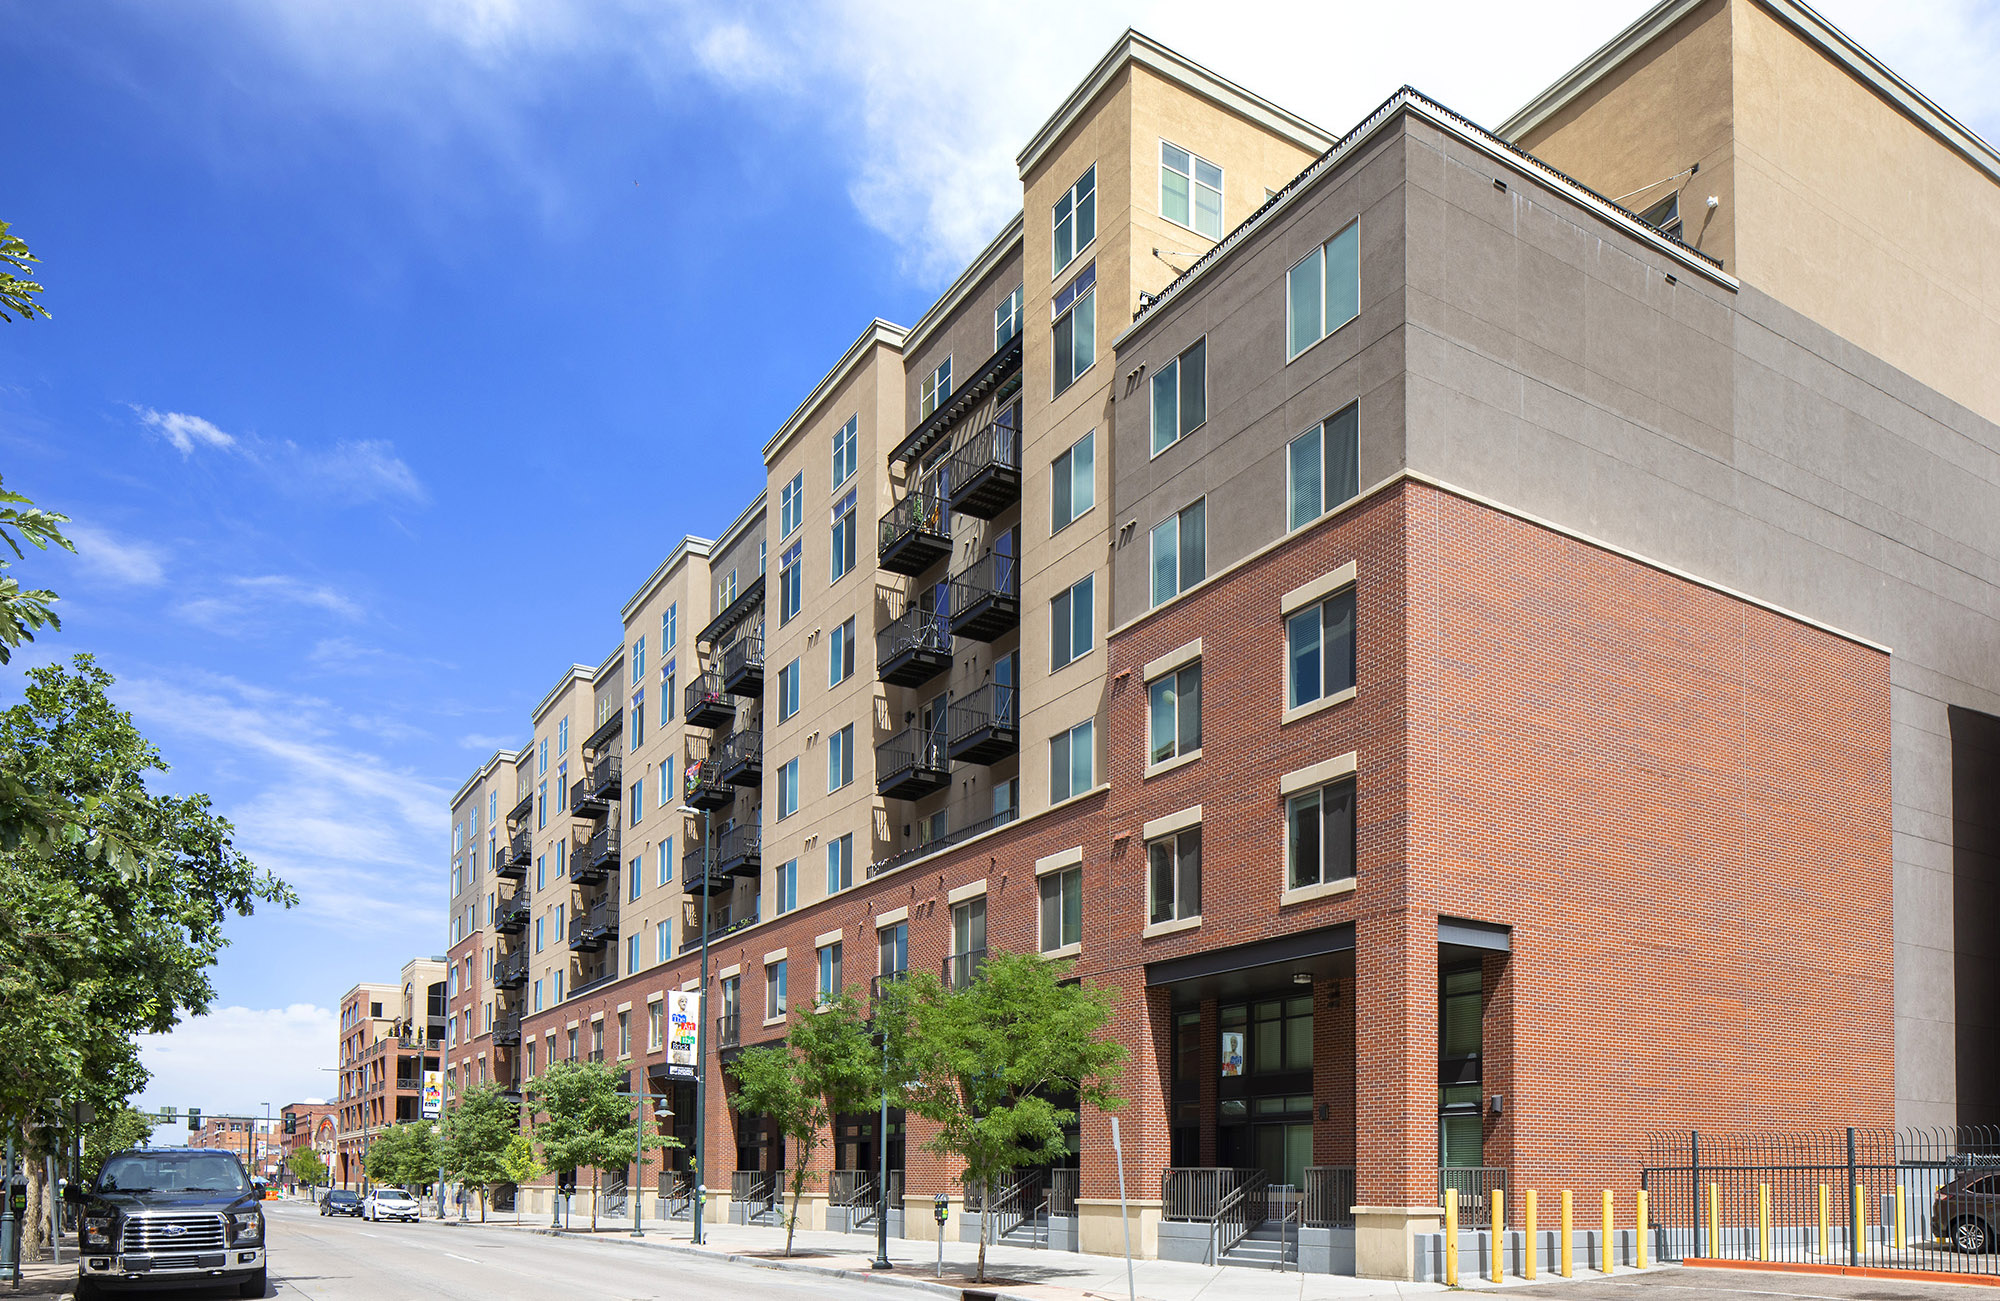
(362, 1188), (420, 1222)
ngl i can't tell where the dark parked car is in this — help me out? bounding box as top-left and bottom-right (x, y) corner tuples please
(1932, 1167), (2000, 1253)
(65, 1147), (266, 1298)
(319, 1189), (361, 1217)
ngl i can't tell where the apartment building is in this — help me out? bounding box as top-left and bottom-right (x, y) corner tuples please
(332, 959), (446, 1187)
(279, 1101), (334, 1189)
(443, 5), (1999, 1278)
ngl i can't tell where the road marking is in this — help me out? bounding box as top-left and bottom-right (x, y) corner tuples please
(357, 1230), (383, 1239)
(443, 1252), (478, 1263)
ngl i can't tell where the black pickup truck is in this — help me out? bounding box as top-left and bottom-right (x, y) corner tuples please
(65, 1147), (267, 1298)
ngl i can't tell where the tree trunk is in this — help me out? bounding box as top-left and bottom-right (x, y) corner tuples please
(786, 1158), (810, 1257)
(589, 1170), (599, 1232)
(976, 1183), (989, 1284)
(479, 1188), (487, 1222)
(24, 1159), (48, 1262)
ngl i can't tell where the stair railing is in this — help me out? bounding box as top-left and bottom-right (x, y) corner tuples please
(1207, 1169), (1271, 1264)
(1276, 1185), (1301, 1273)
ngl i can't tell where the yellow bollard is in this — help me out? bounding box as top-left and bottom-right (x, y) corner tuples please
(1604, 1189), (1616, 1273)
(1707, 1183), (1719, 1264)
(1525, 1190), (1538, 1280)
(1493, 1189), (1505, 1284)
(1637, 1190), (1648, 1269)
(1561, 1190), (1574, 1278)
(1854, 1183), (1865, 1260)
(1449, 1187), (1464, 1285)
(1759, 1184), (1771, 1261)
(1895, 1184), (1906, 1252)
(1819, 1184), (1829, 1257)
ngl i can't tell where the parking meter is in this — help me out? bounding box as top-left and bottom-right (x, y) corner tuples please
(933, 1194), (949, 1277)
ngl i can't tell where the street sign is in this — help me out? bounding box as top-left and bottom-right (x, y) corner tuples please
(420, 1071), (444, 1120)
(666, 991), (701, 1079)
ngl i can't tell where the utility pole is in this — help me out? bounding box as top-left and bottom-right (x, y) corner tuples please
(679, 803), (713, 1247)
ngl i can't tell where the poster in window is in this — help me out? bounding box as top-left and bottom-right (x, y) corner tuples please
(1220, 1030), (1245, 1078)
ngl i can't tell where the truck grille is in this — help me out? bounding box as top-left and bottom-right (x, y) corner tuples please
(121, 1211), (227, 1253)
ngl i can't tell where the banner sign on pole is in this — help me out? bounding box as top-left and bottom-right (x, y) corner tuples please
(420, 1071), (444, 1120)
(666, 991), (701, 1079)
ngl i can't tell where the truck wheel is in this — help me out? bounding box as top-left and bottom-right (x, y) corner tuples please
(239, 1267), (269, 1297)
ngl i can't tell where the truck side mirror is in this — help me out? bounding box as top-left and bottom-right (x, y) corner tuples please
(62, 1184), (87, 1205)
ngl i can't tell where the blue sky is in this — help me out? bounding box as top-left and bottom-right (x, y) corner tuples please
(2, 0), (1993, 1130)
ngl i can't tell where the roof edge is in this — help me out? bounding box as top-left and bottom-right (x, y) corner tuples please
(450, 749), (522, 808)
(901, 212), (1025, 359)
(530, 664), (596, 724)
(618, 535), (714, 624)
(710, 489), (768, 560)
(759, 318), (908, 464)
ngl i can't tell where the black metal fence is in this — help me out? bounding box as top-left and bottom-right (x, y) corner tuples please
(1645, 1127), (2000, 1276)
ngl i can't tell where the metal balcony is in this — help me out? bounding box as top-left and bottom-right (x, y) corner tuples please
(947, 683), (1017, 765)
(716, 823), (762, 878)
(495, 898), (530, 935)
(721, 633), (765, 697)
(493, 1011), (522, 1048)
(567, 901), (618, 953)
(684, 750), (733, 811)
(685, 672), (739, 730)
(876, 726), (949, 800)
(682, 842), (732, 896)
(948, 551), (1019, 642)
(877, 490), (951, 575)
(716, 1014), (741, 1052)
(943, 947), (987, 991)
(572, 825), (620, 884)
(869, 970), (909, 1003)
(877, 605), (951, 687)
(570, 757), (622, 818)
(497, 830), (531, 880)
(495, 952), (529, 989)
(508, 788), (534, 826)
(717, 730), (763, 788)
(940, 419), (1021, 519)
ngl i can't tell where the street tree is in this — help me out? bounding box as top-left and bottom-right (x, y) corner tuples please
(725, 990), (880, 1256)
(81, 1106), (156, 1184)
(365, 1122), (441, 1192)
(0, 220), (50, 322)
(880, 952), (1126, 1283)
(533, 1060), (671, 1232)
(288, 1147), (328, 1192)
(498, 1134), (543, 1224)
(441, 1084), (520, 1221)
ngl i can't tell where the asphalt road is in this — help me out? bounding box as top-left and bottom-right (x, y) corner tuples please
(1510, 1266), (1998, 1301)
(192, 1202), (897, 1301)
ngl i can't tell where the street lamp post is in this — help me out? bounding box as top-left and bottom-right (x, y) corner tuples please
(678, 802), (713, 1247)
(873, 1029), (892, 1270)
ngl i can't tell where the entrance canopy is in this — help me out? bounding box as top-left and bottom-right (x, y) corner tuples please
(1146, 922), (1353, 1005)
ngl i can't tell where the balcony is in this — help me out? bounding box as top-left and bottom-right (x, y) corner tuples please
(570, 757), (622, 818)
(572, 825), (620, 884)
(682, 842), (732, 896)
(716, 1014), (741, 1052)
(869, 969), (909, 1004)
(876, 605), (951, 688)
(680, 904), (757, 951)
(716, 823), (761, 878)
(494, 1011), (521, 1048)
(721, 633), (765, 697)
(944, 947), (987, 991)
(508, 788), (534, 826)
(567, 900), (618, 953)
(877, 490), (951, 575)
(940, 419), (1021, 519)
(947, 683), (1017, 765)
(683, 749), (733, 812)
(717, 730), (763, 788)
(498, 830), (531, 879)
(876, 725), (949, 800)
(495, 897), (530, 935)
(684, 673), (739, 731)
(947, 551), (1019, 642)
(495, 952), (529, 989)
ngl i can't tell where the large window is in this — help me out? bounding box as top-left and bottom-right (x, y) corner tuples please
(777, 658), (801, 722)
(1049, 719), (1094, 803)
(1051, 573), (1094, 670)
(1286, 220), (1360, 361)
(1286, 777), (1355, 890)
(948, 896), (986, 989)
(1051, 262), (1096, 396)
(995, 284), (1022, 349)
(831, 415), (859, 488)
(828, 724), (854, 791)
(775, 859), (798, 914)
(662, 601), (677, 650)
(1287, 404), (1360, 530)
(826, 833), (853, 893)
(1148, 827), (1201, 924)
(1149, 499), (1206, 607)
(1148, 661), (1201, 765)
(1051, 164), (1096, 276)
(657, 838), (673, 886)
(920, 357), (951, 419)
(778, 539), (803, 624)
(1161, 141), (1223, 239)
(632, 635), (647, 681)
(1287, 587), (1356, 709)
(766, 960), (787, 1020)
(817, 942), (843, 1005)
(830, 617), (856, 685)
(779, 471), (804, 538)
(1150, 338), (1207, 456)
(629, 853), (642, 899)
(1051, 431), (1095, 532)
(878, 922), (908, 976)
(1440, 967), (1484, 1168)
(1038, 865), (1081, 952)
(830, 489), (857, 582)
(777, 758), (800, 819)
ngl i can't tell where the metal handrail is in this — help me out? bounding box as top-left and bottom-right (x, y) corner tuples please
(1207, 1170), (1270, 1264)
(948, 549), (1018, 608)
(1303, 1165), (1356, 1227)
(876, 603), (950, 667)
(1277, 1193), (1301, 1273)
(877, 488), (949, 556)
(721, 632), (764, 680)
(943, 946), (986, 990)
(941, 417), (1020, 486)
(948, 682), (1016, 746)
(877, 724), (947, 786)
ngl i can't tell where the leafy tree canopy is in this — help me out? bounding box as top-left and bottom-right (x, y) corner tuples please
(288, 1147), (328, 1189)
(532, 1060), (671, 1231)
(0, 220), (48, 323)
(81, 1105), (156, 1184)
(364, 1122), (440, 1191)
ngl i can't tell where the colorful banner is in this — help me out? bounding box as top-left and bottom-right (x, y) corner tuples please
(667, 990), (701, 1078)
(420, 1070), (444, 1119)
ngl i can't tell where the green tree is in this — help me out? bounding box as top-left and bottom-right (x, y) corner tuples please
(498, 1133), (543, 1224)
(0, 475), (71, 668)
(726, 990), (881, 1256)
(881, 952), (1126, 1283)
(288, 1147), (328, 1191)
(81, 1105), (156, 1184)
(441, 1084), (519, 1221)
(533, 1060), (669, 1232)
(364, 1122), (440, 1193)
(0, 221), (49, 322)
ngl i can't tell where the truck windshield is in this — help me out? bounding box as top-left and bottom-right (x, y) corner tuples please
(98, 1153), (252, 1196)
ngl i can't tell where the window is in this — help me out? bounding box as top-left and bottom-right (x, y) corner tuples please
(1051, 574), (1094, 669)
(778, 539), (803, 623)
(629, 855), (643, 900)
(817, 942), (843, 1005)
(1148, 827), (1202, 924)
(1150, 338), (1207, 455)
(556, 761), (568, 813)
(878, 922), (908, 976)
(536, 854), (546, 891)
(1149, 499), (1206, 607)
(632, 636), (646, 682)
(555, 903), (564, 944)
(618, 1010), (631, 1057)
(829, 617), (856, 685)
(1052, 164), (1096, 276)
(657, 836), (673, 886)
(828, 724), (854, 791)
(1288, 405), (1360, 531)
(629, 781), (644, 827)
(1161, 141), (1223, 239)
(1287, 587), (1356, 709)
(527, 1039), (538, 1077)
(648, 1000), (663, 1050)
(830, 489), (857, 582)
(948, 897), (986, 989)
(995, 284), (1022, 349)
(826, 833), (852, 894)
(777, 658), (801, 722)
(663, 601), (677, 650)
(920, 357), (951, 419)
(1440, 966), (1484, 1168)
(993, 776), (1020, 822)
(555, 838), (566, 878)
(625, 934), (639, 978)
(655, 920), (669, 964)
(1286, 220), (1361, 360)
(662, 659), (677, 721)
(1051, 431), (1094, 532)
(775, 859), (798, 914)
(1051, 262), (1096, 396)
(658, 761), (673, 808)
(777, 759), (800, 819)
(1637, 192), (1682, 240)
(488, 790), (497, 824)
(717, 567), (738, 612)
(1050, 719), (1094, 803)
(831, 415), (859, 489)
(779, 471), (804, 538)
(538, 739), (548, 775)
(1149, 662), (1201, 764)
(537, 780), (546, 829)
(1039, 866), (1081, 952)
(1287, 777), (1356, 889)
(766, 960), (787, 1019)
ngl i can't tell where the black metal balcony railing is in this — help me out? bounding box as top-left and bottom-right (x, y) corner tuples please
(720, 632), (765, 697)
(569, 757), (622, 817)
(684, 672), (738, 730)
(495, 952), (529, 989)
(498, 830), (532, 878)
(682, 841), (730, 895)
(717, 729), (763, 788)
(940, 419), (1021, 520)
(947, 551), (1019, 642)
(946, 683), (1017, 765)
(495, 898), (530, 934)
(567, 900), (619, 952)
(508, 788), (534, 826)
(493, 1011), (522, 1048)
(943, 947), (986, 990)
(716, 822), (762, 877)
(716, 1014), (741, 1051)
(869, 969), (909, 1003)
(876, 725), (950, 800)
(572, 825), (620, 884)
(877, 489), (951, 575)
(865, 802), (1019, 878)
(679, 905), (756, 953)
(876, 604), (951, 688)
(683, 749), (733, 812)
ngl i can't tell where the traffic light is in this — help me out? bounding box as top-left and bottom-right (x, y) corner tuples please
(188, 1109), (201, 1131)
(284, 1114), (296, 1136)
(157, 1105), (176, 1124)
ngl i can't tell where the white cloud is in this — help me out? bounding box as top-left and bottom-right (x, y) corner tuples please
(137, 1004), (338, 1132)
(179, 574), (365, 632)
(134, 405), (236, 456)
(63, 522), (169, 586)
(457, 731), (515, 750)
(129, 406), (426, 506)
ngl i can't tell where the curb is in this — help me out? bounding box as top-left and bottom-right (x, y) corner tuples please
(1684, 1258), (2000, 1289)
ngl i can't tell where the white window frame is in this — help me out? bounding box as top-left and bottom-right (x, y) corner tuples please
(830, 489), (858, 583)
(1037, 865), (1082, 953)
(1148, 659), (1202, 767)
(779, 471), (804, 538)
(1285, 219), (1361, 362)
(766, 960), (787, 1020)
(1160, 139), (1224, 239)
(1052, 164), (1096, 277)
(1286, 776), (1357, 891)
(1149, 498), (1207, 608)
(1051, 430), (1095, 533)
(1051, 262), (1096, 397)
(994, 284), (1023, 350)
(778, 539), (803, 624)
(920, 357), (952, 419)
(831, 415), (859, 489)
(817, 941), (843, 1006)
(1147, 824), (1202, 925)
